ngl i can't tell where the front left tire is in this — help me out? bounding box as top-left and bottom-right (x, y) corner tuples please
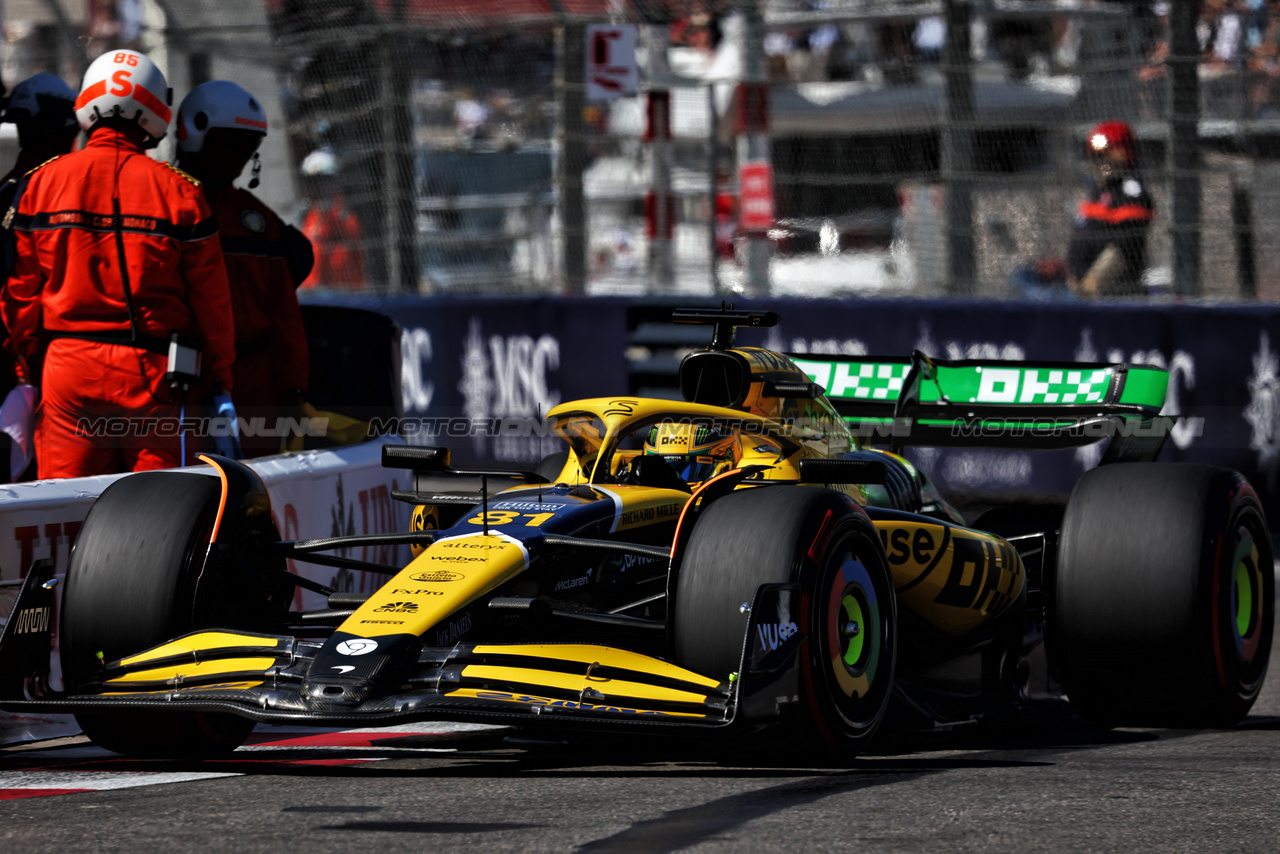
(61, 471), (259, 757)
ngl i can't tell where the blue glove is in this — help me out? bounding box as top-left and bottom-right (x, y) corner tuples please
(211, 390), (244, 460)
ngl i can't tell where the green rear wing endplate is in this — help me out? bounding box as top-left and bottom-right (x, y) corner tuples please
(789, 353), (1170, 452)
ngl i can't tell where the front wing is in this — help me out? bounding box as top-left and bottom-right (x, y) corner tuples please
(0, 565), (808, 735)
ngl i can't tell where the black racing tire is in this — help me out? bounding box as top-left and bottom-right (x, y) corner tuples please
(1051, 463), (1274, 727)
(673, 486), (896, 756)
(61, 471), (256, 757)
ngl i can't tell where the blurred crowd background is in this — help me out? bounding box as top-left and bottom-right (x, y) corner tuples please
(1, 0), (1276, 300)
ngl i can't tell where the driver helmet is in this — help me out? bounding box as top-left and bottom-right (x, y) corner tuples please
(74, 48), (172, 140)
(175, 80), (267, 154)
(643, 423), (737, 484)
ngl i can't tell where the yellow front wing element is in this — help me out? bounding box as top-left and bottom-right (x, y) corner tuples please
(460, 665), (711, 706)
(450, 643), (731, 718)
(338, 532), (529, 639)
(469, 644), (722, 689)
(106, 659), (279, 687)
(118, 632), (286, 667)
(444, 688), (708, 719)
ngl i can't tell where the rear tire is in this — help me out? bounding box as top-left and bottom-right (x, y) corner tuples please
(673, 486), (896, 756)
(1051, 463), (1274, 727)
(61, 472), (257, 757)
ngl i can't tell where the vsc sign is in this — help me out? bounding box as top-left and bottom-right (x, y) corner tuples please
(586, 24), (638, 100)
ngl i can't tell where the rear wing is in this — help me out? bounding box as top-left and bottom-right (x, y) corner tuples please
(789, 352), (1171, 455)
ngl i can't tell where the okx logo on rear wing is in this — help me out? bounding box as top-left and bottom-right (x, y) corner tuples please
(790, 352), (1171, 456)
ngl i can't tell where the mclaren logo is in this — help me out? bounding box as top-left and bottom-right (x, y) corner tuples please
(374, 601), (419, 613)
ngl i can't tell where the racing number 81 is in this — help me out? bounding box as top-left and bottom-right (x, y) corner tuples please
(467, 511), (555, 527)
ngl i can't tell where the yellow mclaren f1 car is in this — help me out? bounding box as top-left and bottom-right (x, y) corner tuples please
(0, 308), (1272, 758)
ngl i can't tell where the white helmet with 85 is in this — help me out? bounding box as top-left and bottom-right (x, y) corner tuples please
(73, 49), (172, 140)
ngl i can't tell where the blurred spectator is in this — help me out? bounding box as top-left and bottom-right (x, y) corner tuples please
(878, 21), (917, 84)
(1250, 0), (1280, 113)
(1012, 121), (1154, 300)
(614, 228), (638, 278)
(1138, 3), (1170, 118)
(1201, 0), (1245, 69)
(299, 147), (367, 289)
(913, 16), (945, 65)
(714, 164), (737, 261)
(989, 12), (1055, 80)
(454, 88), (490, 143)
(672, 14), (719, 52)
(1244, 0), (1269, 48)
(764, 29), (795, 82)
(1067, 121), (1154, 298)
(799, 23), (842, 81)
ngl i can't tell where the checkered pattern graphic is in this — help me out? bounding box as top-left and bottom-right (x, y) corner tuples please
(1019, 369), (1110, 404)
(828, 363), (911, 400)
